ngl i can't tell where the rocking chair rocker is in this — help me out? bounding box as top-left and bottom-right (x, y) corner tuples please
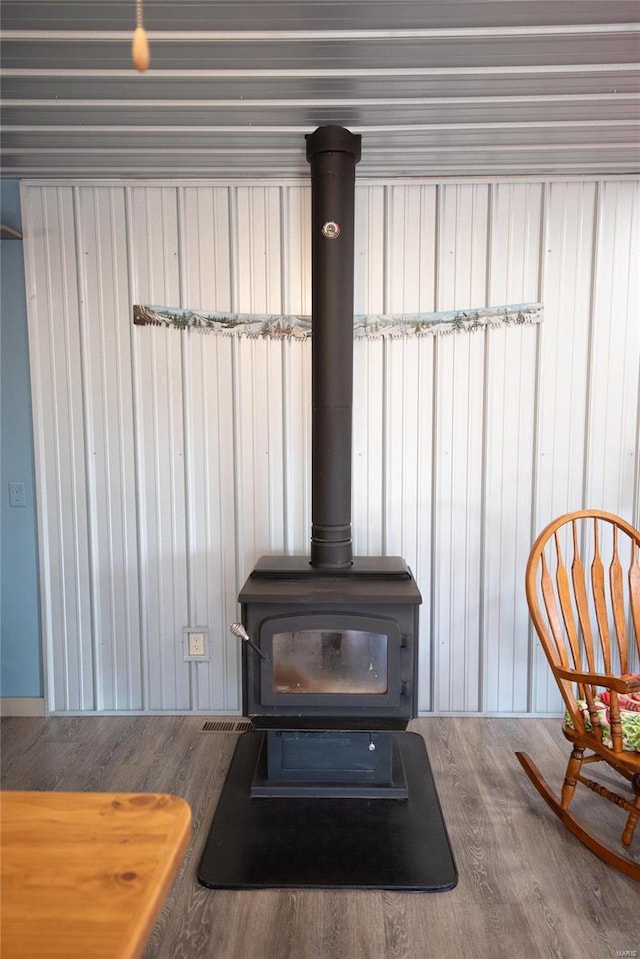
(516, 509), (640, 881)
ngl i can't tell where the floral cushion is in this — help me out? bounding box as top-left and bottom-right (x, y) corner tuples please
(565, 677), (640, 752)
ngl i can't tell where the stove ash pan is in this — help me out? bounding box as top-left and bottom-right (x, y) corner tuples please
(238, 556), (422, 730)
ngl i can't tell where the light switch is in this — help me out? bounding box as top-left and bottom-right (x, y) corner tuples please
(8, 482), (26, 507)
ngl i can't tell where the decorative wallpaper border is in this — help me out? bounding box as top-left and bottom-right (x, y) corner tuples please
(133, 302), (543, 338)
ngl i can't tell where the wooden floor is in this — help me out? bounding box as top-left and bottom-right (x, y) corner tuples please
(1, 716), (638, 958)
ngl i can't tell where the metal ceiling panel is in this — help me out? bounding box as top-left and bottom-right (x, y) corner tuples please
(1, 1), (639, 177)
(3, 2), (639, 31)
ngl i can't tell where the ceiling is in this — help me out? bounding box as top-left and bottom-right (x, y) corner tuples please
(1, 0), (639, 179)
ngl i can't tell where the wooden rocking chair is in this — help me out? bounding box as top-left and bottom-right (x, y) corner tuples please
(516, 509), (640, 881)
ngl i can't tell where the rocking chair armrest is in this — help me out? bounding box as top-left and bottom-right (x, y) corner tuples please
(554, 666), (640, 693)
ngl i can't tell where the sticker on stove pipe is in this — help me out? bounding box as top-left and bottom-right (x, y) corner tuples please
(133, 302), (543, 338)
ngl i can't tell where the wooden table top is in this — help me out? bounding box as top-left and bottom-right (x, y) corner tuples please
(0, 791), (192, 959)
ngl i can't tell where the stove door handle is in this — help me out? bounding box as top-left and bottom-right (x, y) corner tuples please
(230, 622), (269, 661)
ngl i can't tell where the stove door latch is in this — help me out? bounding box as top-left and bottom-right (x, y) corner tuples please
(230, 622), (269, 661)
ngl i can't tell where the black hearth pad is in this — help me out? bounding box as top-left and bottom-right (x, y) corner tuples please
(197, 731), (457, 890)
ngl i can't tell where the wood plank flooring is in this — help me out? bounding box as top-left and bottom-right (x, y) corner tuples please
(1, 717), (638, 959)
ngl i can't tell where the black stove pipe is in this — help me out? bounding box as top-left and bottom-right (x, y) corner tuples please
(305, 125), (361, 569)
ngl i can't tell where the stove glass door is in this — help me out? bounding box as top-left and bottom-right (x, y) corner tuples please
(272, 629), (388, 695)
(257, 613), (402, 708)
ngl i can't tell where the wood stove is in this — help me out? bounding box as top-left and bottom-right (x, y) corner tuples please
(232, 126), (421, 799)
(239, 557), (421, 731)
(237, 556), (421, 798)
(198, 126), (456, 890)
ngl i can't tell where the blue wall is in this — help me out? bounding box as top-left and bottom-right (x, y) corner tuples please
(1, 179), (43, 698)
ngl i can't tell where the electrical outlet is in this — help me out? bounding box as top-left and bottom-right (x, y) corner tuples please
(188, 631), (205, 656)
(183, 627), (209, 661)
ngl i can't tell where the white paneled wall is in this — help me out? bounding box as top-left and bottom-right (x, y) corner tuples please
(22, 178), (640, 715)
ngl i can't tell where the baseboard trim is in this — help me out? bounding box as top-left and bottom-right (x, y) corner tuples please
(0, 703), (565, 719)
(415, 710), (564, 719)
(0, 697), (46, 717)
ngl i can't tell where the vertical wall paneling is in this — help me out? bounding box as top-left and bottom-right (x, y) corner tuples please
(483, 183), (541, 712)
(233, 187), (284, 573)
(532, 181), (599, 712)
(180, 187), (238, 710)
(585, 182), (640, 515)
(23, 186), (94, 711)
(281, 186), (312, 556)
(586, 182), (640, 679)
(22, 177), (640, 715)
(128, 187), (189, 710)
(384, 185), (438, 710)
(352, 186), (385, 558)
(432, 184), (489, 712)
(536, 182), (598, 520)
(76, 186), (141, 710)
(352, 337), (385, 557)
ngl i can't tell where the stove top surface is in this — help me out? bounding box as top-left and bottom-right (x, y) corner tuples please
(250, 555), (413, 578)
(239, 556), (422, 605)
